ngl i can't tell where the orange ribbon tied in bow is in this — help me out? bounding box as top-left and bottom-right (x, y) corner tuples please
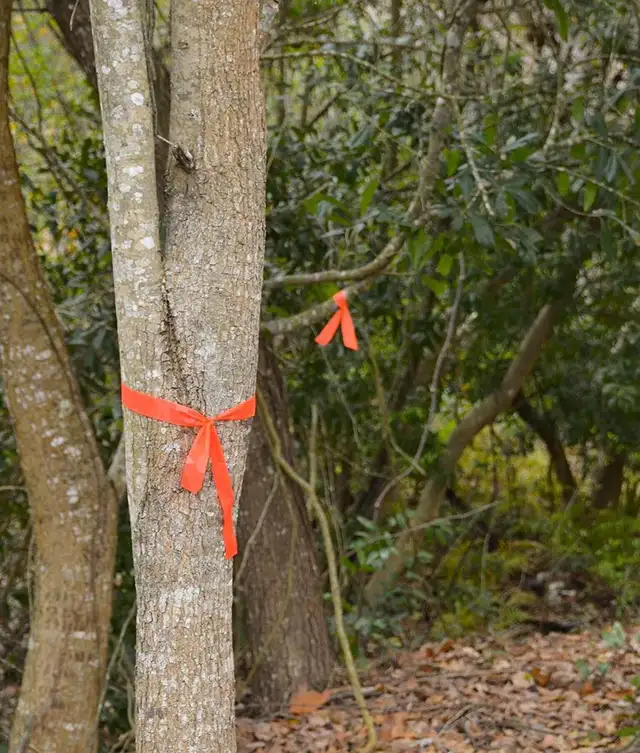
(315, 290), (358, 351)
(121, 384), (255, 559)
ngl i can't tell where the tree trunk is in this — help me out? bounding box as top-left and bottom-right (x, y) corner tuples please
(364, 299), (569, 606)
(47, 0), (171, 213)
(89, 1), (265, 752)
(513, 391), (576, 504)
(592, 453), (625, 510)
(382, 0), (402, 176)
(235, 342), (333, 710)
(50, 0), (330, 712)
(0, 6), (118, 752)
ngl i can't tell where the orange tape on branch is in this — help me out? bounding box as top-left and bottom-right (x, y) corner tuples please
(315, 290), (358, 351)
(121, 384), (255, 559)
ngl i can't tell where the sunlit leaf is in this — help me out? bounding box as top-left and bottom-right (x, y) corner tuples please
(583, 183), (598, 212)
(360, 178), (379, 216)
(437, 253), (453, 276)
(543, 0), (569, 41)
(556, 171), (570, 197)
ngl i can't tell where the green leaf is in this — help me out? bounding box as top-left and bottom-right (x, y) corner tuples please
(543, 0), (569, 41)
(509, 187), (541, 214)
(445, 149), (462, 177)
(484, 125), (496, 147)
(583, 183), (598, 212)
(408, 229), (440, 266)
(570, 142), (586, 161)
(470, 215), (495, 247)
(556, 171), (570, 197)
(360, 178), (379, 216)
(572, 96), (585, 123)
(618, 728), (640, 738)
(600, 221), (614, 256)
(356, 516), (378, 532)
(602, 621), (626, 649)
(303, 191), (340, 216)
(437, 253), (453, 276)
(575, 659), (592, 680)
(327, 213), (352, 227)
(425, 277), (448, 297)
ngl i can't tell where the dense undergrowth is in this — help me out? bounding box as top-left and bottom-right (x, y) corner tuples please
(343, 424), (640, 650)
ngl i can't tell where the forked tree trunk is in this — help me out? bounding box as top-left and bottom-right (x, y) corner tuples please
(235, 343), (333, 709)
(0, 5), (118, 752)
(89, 0), (266, 750)
(49, 0), (332, 709)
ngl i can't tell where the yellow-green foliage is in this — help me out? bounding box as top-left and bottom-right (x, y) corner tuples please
(455, 419), (557, 507)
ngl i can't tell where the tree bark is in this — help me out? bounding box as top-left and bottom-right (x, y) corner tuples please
(0, 5), (118, 752)
(382, 0), (403, 176)
(47, 0), (171, 212)
(364, 299), (569, 606)
(235, 342), (333, 710)
(513, 390), (576, 504)
(51, 0), (330, 710)
(592, 453), (625, 510)
(89, 2), (265, 752)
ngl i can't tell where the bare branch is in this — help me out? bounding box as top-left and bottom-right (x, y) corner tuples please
(262, 279), (369, 336)
(263, 227), (408, 290)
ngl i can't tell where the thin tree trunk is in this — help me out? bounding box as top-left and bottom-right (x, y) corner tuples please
(235, 342), (333, 709)
(364, 299), (569, 606)
(47, 0), (171, 212)
(89, 1), (265, 751)
(592, 453), (625, 509)
(0, 5), (118, 752)
(513, 390), (576, 504)
(383, 0), (402, 176)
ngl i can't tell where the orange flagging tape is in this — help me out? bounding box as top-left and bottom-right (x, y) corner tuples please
(315, 290), (358, 351)
(121, 384), (255, 559)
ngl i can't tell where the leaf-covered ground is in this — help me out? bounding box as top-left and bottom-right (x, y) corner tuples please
(238, 624), (640, 753)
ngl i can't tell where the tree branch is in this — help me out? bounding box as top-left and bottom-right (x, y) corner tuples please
(513, 390), (576, 504)
(263, 232), (407, 289)
(364, 291), (573, 606)
(262, 0), (482, 329)
(262, 278), (370, 336)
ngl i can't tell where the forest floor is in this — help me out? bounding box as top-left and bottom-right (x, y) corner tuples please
(237, 623), (640, 753)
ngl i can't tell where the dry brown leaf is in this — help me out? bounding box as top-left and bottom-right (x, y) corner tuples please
(237, 623), (640, 753)
(288, 688), (334, 715)
(306, 712), (330, 727)
(530, 666), (552, 687)
(510, 670), (535, 689)
(253, 722), (275, 742)
(579, 681), (595, 697)
(605, 688), (633, 700)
